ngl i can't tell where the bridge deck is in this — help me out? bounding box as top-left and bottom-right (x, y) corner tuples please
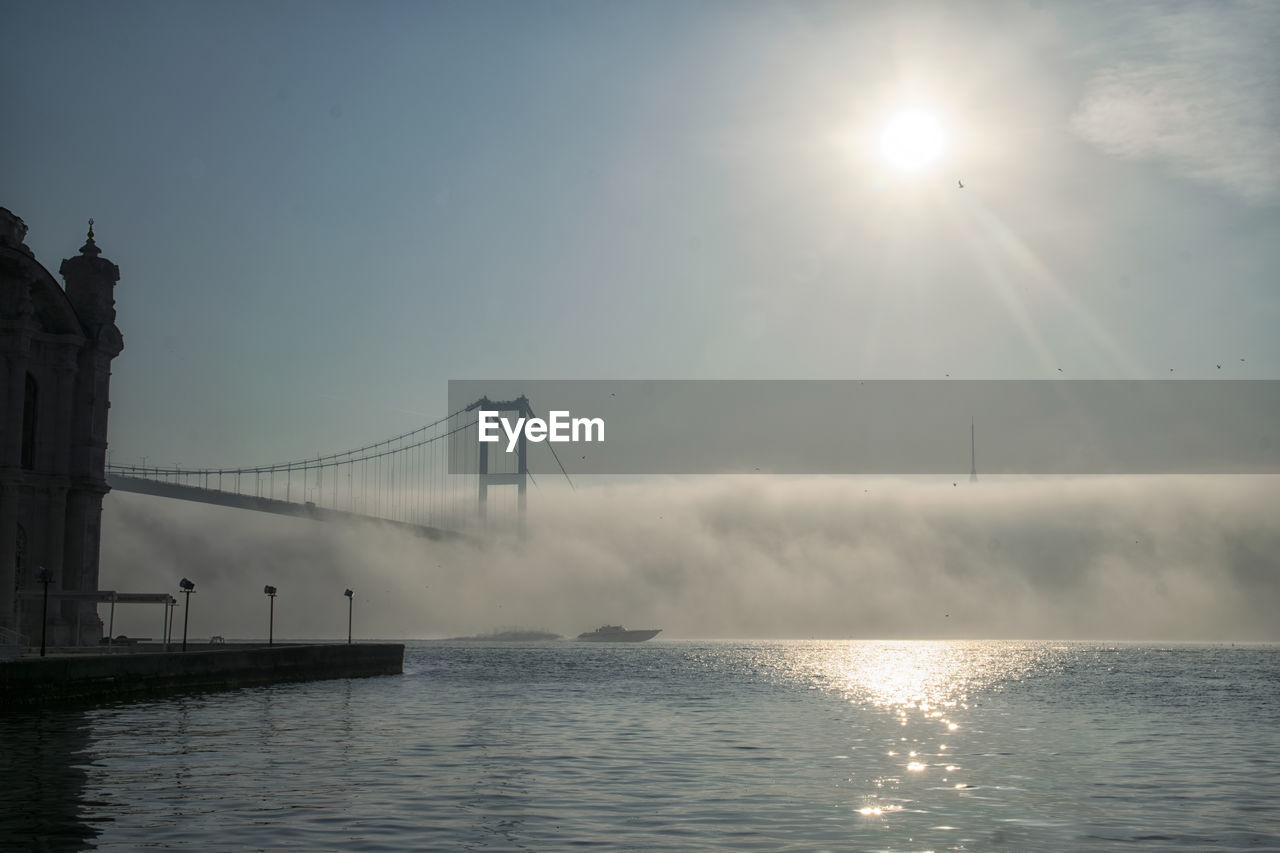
(106, 475), (455, 539)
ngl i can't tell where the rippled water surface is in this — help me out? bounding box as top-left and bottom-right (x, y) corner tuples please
(3, 641), (1279, 851)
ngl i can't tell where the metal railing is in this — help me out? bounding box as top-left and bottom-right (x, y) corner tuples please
(0, 625), (31, 658)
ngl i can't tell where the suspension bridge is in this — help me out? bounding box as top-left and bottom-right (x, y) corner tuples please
(105, 396), (563, 538)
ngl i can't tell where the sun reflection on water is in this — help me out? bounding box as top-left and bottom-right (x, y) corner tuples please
(753, 640), (1062, 822)
(778, 641), (1009, 722)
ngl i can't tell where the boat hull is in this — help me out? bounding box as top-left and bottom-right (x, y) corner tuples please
(576, 628), (661, 642)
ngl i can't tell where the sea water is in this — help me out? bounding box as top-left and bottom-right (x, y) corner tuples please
(2, 641), (1278, 851)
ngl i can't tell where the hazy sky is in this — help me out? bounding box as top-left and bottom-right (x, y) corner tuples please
(5, 0), (1276, 467)
(4, 1), (1278, 639)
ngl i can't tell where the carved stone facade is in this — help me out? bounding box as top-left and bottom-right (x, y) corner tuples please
(0, 207), (123, 645)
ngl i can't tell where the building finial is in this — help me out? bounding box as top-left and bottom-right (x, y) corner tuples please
(79, 216), (101, 257)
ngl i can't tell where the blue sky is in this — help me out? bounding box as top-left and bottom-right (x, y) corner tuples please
(5, 0), (1277, 470)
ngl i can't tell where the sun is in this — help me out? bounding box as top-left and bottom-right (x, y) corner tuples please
(879, 110), (946, 171)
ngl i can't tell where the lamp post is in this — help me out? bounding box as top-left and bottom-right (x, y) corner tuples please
(165, 597), (176, 650)
(264, 585), (277, 645)
(344, 588), (354, 645)
(37, 566), (52, 657)
(179, 577), (195, 651)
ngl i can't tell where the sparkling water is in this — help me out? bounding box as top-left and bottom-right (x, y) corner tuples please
(3, 641), (1278, 851)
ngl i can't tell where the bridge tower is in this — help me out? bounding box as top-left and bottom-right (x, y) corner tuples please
(466, 395), (529, 531)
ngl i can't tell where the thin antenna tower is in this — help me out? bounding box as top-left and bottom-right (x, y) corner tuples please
(970, 417), (978, 482)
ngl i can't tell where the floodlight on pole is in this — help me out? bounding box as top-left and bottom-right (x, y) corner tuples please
(37, 567), (53, 657)
(165, 597), (176, 649)
(179, 578), (195, 651)
(344, 589), (354, 645)
(264, 585), (277, 645)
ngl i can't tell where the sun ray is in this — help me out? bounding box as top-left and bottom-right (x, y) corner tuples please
(947, 193), (1147, 377)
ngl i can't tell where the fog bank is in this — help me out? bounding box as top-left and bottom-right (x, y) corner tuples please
(98, 476), (1280, 642)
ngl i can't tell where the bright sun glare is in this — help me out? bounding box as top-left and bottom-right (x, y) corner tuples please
(880, 110), (946, 171)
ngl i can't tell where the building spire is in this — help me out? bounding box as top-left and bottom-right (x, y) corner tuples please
(80, 217), (101, 257)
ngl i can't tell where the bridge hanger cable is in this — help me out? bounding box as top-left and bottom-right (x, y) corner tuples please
(243, 405), (475, 471)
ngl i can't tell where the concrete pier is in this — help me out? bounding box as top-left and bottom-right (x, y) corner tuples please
(0, 643), (404, 709)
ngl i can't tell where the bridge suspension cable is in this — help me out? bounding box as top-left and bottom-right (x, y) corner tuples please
(108, 397), (553, 534)
(105, 405), (513, 532)
(112, 407), (475, 478)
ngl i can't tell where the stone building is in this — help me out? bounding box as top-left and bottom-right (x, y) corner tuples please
(0, 207), (123, 645)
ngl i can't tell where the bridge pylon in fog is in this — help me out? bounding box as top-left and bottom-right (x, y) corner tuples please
(466, 395), (530, 532)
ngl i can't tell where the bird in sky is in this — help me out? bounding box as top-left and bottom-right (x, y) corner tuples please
(958, 180), (965, 188)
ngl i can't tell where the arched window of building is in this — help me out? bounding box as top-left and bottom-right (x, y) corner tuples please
(21, 373), (37, 470)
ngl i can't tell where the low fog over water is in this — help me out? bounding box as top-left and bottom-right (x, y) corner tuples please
(99, 476), (1279, 642)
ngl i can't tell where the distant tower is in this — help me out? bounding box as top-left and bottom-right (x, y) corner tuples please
(969, 418), (978, 482)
